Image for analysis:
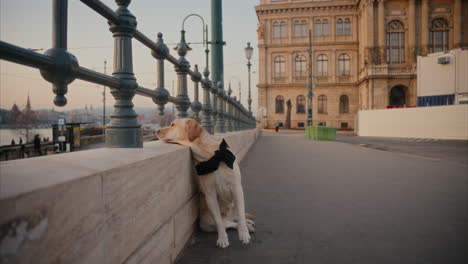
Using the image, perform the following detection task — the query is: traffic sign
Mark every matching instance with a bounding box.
[57,117,66,126]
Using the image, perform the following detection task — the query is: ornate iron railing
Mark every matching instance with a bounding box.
[0,0,256,148]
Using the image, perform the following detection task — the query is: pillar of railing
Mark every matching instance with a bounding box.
[215,81,225,133]
[233,96,238,131]
[211,82,219,131]
[106,0,142,147]
[174,30,191,118]
[236,98,241,131]
[226,84,233,132]
[201,77,213,134]
[191,65,202,122]
[151,33,170,115]
[221,88,228,132]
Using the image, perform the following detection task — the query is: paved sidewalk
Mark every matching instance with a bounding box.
[176,130,468,264]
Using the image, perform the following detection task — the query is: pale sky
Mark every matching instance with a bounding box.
[0,0,260,114]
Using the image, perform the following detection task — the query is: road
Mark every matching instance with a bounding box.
[176,130,468,264]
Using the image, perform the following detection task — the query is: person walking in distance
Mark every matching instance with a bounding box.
[33,134,42,156]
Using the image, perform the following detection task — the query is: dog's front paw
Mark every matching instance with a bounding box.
[216,233,230,248]
[238,226,251,244]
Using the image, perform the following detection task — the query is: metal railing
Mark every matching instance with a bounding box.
[0,0,256,148]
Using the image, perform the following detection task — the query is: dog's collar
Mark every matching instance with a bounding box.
[195,139,236,176]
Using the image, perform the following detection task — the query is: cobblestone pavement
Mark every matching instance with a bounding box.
[176,130,468,264]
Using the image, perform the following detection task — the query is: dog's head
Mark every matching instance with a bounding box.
[156,118,205,145]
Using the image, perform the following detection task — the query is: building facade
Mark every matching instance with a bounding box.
[256,0,467,129]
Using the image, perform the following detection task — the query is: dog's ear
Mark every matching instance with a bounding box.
[187,119,204,142]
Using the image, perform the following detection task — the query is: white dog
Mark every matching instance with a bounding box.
[156,118,255,248]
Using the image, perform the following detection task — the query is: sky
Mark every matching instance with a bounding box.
[0,0,260,115]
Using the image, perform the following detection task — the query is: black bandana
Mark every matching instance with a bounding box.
[195,139,236,175]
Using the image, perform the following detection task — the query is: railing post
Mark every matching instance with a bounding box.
[151,33,169,115]
[106,0,142,148]
[174,30,191,118]
[236,99,241,131]
[215,81,225,133]
[211,82,218,132]
[201,76,213,134]
[191,65,202,122]
[226,84,233,132]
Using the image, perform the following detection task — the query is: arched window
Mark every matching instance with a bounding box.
[275,95,285,113]
[318,95,327,114]
[301,20,308,37]
[338,53,350,76]
[280,21,287,38]
[339,95,349,113]
[315,20,321,36]
[274,56,286,77]
[316,54,328,76]
[323,19,329,36]
[386,20,405,64]
[337,18,343,35]
[273,21,280,38]
[296,95,306,114]
[294,55,307,77]
[344,18,351,35]
[430,18,449,53]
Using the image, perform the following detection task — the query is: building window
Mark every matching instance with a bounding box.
[274,56,286,77]
[315,20,321,36]
[323,19,329,36]
[386,20,405,64]
[339,95,349,113]
[337,18,343,35]
[338,53,350,76]
[294,21,301,37]
[344,18,351,35]
[275,95,285,113]
[294,20,308,38]
[316,54,328,76]
[318,122,326,126]
[294,55,307,77]
[429,18,449,53]
[273,21,280,38]
[280,21,287,38]
[301,20,308,37]
[296,95,306,114]
[297,122,305,128]
[318,95,327,114]
[341,122,348,129]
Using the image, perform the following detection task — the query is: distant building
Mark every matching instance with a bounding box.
[255,0,467,129]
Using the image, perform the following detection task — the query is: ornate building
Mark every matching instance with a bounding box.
[256,0,467,129]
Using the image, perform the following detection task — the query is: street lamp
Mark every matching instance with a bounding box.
[244,42,253,114]
[307,30,314,127]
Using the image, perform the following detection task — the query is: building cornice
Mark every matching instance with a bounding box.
[256,1,358,16]
[259,41,359,49]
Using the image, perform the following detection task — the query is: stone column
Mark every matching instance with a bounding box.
[454,0,461,48]
[378,0,386,64]
[421,0,429,55]
[408,0,416,63]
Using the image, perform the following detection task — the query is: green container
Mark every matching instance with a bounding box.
[305,126,336,141]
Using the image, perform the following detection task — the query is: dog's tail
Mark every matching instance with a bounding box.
[245,213,255,220]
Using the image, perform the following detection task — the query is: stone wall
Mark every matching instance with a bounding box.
[0,129,261,264]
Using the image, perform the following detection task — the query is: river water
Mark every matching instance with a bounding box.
[0,128,53,146]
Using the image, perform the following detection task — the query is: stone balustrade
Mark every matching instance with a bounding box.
[0,129,261,264]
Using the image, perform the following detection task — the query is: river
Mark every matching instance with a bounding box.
[0,128,53,146]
